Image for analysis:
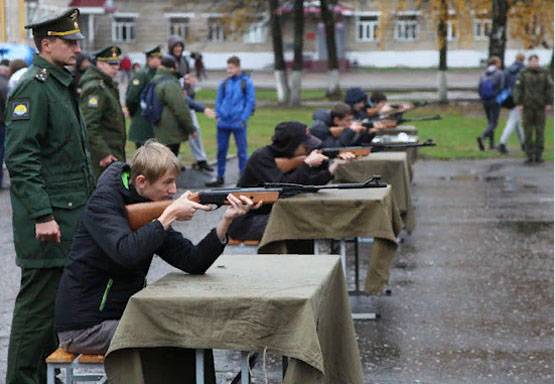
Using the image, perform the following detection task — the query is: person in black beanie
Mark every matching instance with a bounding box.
[227,121,350,242]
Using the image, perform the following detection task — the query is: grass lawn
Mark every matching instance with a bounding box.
[125,103,554,164]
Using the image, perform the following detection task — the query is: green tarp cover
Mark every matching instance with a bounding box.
[104,254,364,384]
[334,152,415,232]
[258,187,402,293]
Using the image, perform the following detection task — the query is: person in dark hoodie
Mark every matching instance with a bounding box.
[497,53,526,154]
[310,102,383,148]
[54,141,255,359]
[477,56,505,151]
[168,35,213,172]
[227,121,349,242]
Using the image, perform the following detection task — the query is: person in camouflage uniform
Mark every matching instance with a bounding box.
[80,46,126,179]
[4,9,95,384]
[126,46,162,148]
[513,54,553,163]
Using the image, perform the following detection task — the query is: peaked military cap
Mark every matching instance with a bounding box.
[25,8,84,40]
[144,45,162,58]
[94,46,122,64]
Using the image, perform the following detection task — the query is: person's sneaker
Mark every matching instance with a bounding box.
[205,177,224,187]
[476,137,485,151]
[195,161,214,172]
[498,143,508,154]
[535,157,544,164]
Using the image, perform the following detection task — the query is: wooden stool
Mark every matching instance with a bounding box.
[46,348,107,383]
[224,238,260,255]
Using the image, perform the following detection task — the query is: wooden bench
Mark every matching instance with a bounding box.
[46,348,106,384]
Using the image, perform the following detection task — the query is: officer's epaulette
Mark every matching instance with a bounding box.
[35,68,49,82]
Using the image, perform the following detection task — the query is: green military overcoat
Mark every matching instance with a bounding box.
[126,67,156,144]
[79,65,126,179]
[153,67,194,145]
[513,67,553,109]
[5,54,95,268]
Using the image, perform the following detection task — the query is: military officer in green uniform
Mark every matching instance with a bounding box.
[126,46,162,148]
[4,8,95,384]
[80,45,126,179]
[513,54,553,164]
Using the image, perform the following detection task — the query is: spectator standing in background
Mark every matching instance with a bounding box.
[497,53,526,154]
[477,56,504,151]
[168,36,213,172]
[0,64,9,188]
[513,54,553,164]
[206,56,255,187]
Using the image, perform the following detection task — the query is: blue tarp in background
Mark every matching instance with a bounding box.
[0,44,35,65]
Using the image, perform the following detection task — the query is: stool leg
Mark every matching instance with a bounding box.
[65,363,74,384]
[354,237,360,292]
[241,351,250,384]
[195,349,205,384]
[282,356,288,380]
[47,364,55,384]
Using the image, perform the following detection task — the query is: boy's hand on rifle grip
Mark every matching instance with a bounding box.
[158,191,213,229]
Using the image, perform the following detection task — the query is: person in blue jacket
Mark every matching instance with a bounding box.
[206,56,255,187]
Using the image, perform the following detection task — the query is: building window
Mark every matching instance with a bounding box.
[447,20,457,41]
[356,16,379,42]
[473,18,491,40]
[112,17,136,42]
[394,16,418,41]
[169,17,189,40]
[207,19,225,42]
[243,20,267,44]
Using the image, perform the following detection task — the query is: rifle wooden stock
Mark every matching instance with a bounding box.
[125,190,281,231]
[322,147,371,158]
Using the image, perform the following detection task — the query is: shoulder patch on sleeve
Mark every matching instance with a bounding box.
[87,95,99,108]
[10,99,31,120]
[35,68,49,82]
[132,78,140,86]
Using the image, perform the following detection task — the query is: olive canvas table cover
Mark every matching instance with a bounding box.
[104,254,363,384]
[334,152,415,232]
[258,187,402,294]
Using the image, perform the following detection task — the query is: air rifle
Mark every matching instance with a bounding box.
[364,138,437,150]
[125,176,387,230]
[275,147,372,173]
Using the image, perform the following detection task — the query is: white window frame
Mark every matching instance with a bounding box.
[473,18,491,40]
[394,16,419,41]
[207,18,225,42]
[243,19,268,44]
[168,17,189,40]
[356,15,379,42]
[112,13,138,43]
[447,20,457,41]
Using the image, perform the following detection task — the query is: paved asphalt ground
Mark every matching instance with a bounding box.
[0,157,553,383]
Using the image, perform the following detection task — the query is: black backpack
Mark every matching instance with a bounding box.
[140,76,172,124]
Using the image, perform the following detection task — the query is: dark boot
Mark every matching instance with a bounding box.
[195,160,214,172]
[476,137,485,151]
[488,136,495,150]
[498,143,508,154]
[535,152,544,163]
[205,177,224,187]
